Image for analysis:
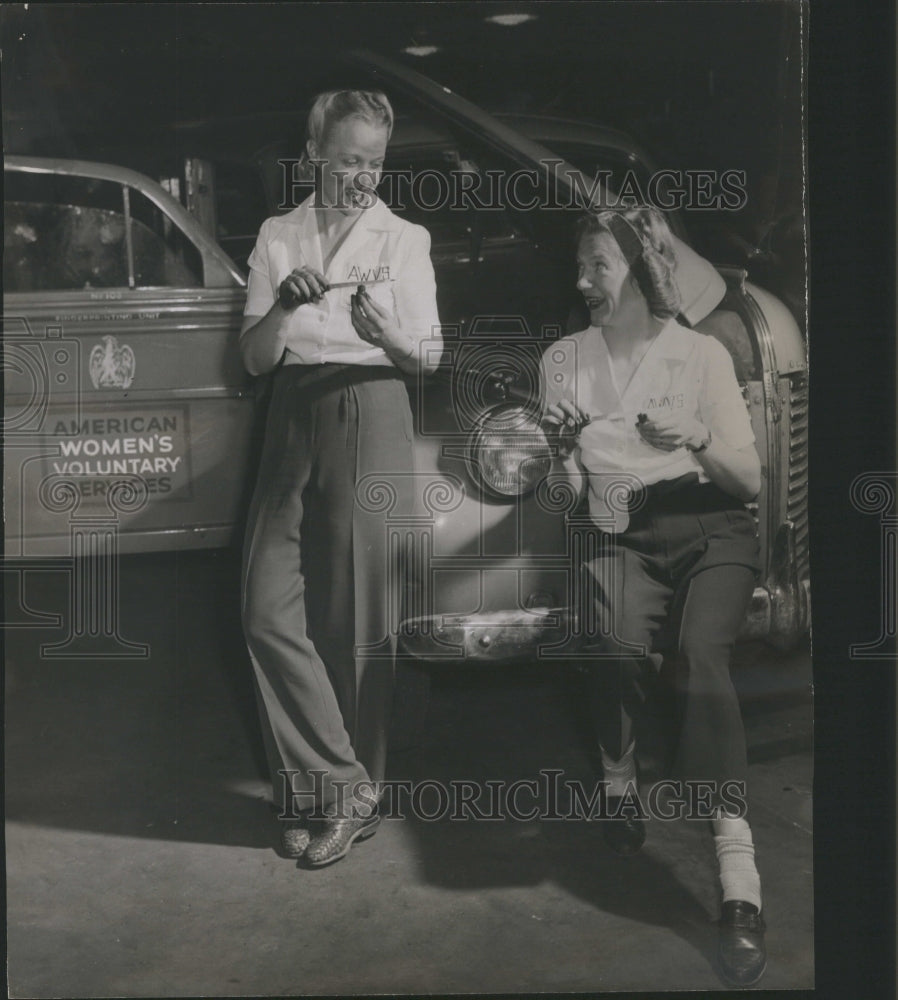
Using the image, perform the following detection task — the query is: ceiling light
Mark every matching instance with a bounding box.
[485,13,537,26]
[403,45,439,56]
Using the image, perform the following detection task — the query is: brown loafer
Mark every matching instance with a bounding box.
[304,813,381,868]
[718,900,767,986]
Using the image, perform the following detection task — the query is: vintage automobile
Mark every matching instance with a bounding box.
[3,54,809,660]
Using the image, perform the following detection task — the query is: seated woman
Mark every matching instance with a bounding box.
[542,206,766,987]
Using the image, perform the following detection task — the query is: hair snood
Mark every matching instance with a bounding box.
[577,206,682,319]
[307,90,395,148]
[604,214,644,267]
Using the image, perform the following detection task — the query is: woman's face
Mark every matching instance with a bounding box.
[307,117,389,216]
[576,230,642,327]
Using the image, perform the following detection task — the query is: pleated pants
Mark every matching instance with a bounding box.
[241,363,414,815]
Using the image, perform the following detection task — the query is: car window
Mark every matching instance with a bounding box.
[4,170,203,292]
[4,173,125,291]
[212,161,270,273]
[127,187,203,287]
[547,142,650,193]
[382,150,522,253]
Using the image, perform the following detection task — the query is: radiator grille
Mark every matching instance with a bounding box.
[786,372,810,581]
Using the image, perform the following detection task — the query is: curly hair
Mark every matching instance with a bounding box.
[306,90,394,148]
[576,206,682,319]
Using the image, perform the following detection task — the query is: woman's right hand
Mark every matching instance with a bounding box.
[543,398,591,456]
[278,267,330,309]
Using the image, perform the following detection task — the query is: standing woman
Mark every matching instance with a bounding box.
[240,90,441,867]
[542,207,766,986]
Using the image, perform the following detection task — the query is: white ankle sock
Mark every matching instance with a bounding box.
[600,741,637,797]
[713,818,762,912]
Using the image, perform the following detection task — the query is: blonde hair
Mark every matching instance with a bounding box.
[307,90,394,148]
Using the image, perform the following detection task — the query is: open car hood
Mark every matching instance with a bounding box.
[350,50,726,326]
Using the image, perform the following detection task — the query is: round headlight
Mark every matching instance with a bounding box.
[467,404,553,499]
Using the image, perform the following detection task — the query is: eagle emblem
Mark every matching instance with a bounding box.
[89,335,135,389]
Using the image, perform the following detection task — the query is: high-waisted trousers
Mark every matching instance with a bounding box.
[582,477,761,802]
[241,363,414,814]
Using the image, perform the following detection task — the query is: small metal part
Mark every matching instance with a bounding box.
[326,278,395,290]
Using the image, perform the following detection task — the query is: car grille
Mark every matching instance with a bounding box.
[787,371,810,581]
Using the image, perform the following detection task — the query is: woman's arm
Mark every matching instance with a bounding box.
[690,436,761,502]
[552,446,588,504]
[636,414,761,501]
[695,337,762,501]
[240,218,328,375]
[239,304,291,376]
[542,397,590,503]
[350,290,438,376]
[350,225,442,376]
[637,334,762,502]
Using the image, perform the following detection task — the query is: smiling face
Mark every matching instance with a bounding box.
[575,230,645,328]
[307,116,389,216]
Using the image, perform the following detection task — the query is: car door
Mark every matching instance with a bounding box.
[3,159,252,556]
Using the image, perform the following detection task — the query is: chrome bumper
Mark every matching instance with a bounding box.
[399,607,575,663]
[398,583,810,663]
[398,520,811,663]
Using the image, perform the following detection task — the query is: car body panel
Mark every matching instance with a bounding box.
[3,157,252,556]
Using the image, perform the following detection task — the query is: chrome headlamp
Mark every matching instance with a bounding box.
[466,404,553,499]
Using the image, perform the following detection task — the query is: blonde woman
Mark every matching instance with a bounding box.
[240,90,441,867]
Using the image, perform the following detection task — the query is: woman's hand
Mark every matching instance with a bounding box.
[350,286,400,346]
[241,264,329,374]
[351,286,413,354]
[543,398,591,457]
[636,413,707,452]
[638,412,761,501]
[351,286,421,372]
[278,267,329,309]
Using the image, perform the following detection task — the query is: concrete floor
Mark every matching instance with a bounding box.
[5,549,814,996]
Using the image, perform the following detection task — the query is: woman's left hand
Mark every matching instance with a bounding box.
[350,287,401,349]
[637,413,708,452]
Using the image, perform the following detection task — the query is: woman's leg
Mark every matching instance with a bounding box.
[583,534,671,853]
[241,378,370,818]
[584,538,670,760]
[304,378,414,788]
[299,378,414,867]
[673,562,757,800]
[673,558,766,985]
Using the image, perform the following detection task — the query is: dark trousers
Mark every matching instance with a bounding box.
[241,364,414,813]
[583,481,761,799]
